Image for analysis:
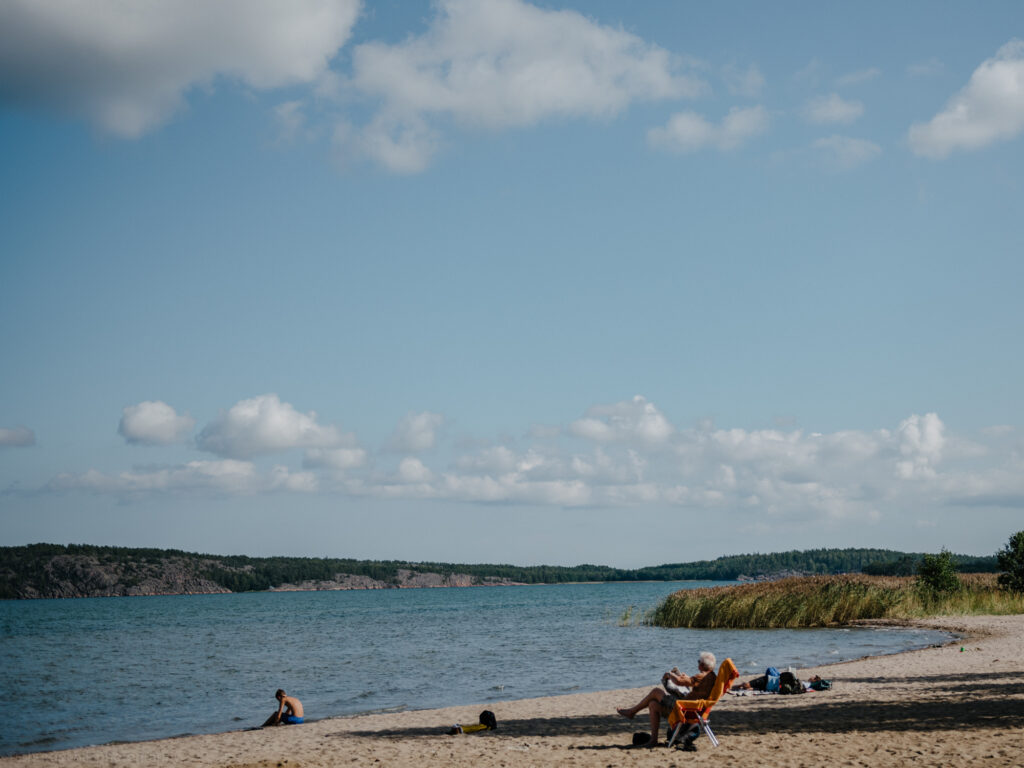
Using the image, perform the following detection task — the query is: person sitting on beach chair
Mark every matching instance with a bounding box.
[263,689,304,726]
[616,651,717,744]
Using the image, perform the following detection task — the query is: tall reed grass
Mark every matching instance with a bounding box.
[648,573,1024,628]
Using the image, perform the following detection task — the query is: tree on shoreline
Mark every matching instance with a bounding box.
[916,548,961,597]
[997,531,1024,593]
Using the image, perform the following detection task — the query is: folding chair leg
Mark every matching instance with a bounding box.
[666,723,683,748]
[699,718,720,747]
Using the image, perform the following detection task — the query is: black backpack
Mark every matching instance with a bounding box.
[778,671,804,695]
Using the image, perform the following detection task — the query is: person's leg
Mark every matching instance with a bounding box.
[617,688,665,719]
[647,706,662,743]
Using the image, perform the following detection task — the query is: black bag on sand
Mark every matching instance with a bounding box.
[778,671,804,695]
[479,710,497,730]
[674,723,700,751]
[632,732,652,746]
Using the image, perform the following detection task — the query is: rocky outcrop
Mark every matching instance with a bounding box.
[270,570,523,591]
[269,573,394,591]
[5,553,524,598]
[1,540,557,599]
[12,555,230,599]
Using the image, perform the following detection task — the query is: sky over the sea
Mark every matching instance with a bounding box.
[2,0,1023,568]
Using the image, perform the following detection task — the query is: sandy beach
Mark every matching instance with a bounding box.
[5,614,1023,768]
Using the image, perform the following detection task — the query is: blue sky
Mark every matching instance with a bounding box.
[2,0,1023,568]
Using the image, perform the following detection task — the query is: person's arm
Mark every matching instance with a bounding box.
[663,670,695,687]
[273,699,285,723]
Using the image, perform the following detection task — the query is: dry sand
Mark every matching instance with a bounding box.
[5,614,1023,767]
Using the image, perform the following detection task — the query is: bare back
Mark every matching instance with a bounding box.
[281,695,303,718]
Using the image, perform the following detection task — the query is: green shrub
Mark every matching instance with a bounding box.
[997,531,1024,594]
[916,549,961,596]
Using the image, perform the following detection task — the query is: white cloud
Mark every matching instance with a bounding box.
[0,0,361,137]
[269,465,319,493]
[836,67,881,86]
[569,395,673,445]
[118,401,195,445]
[454,445,520,475]
[909,40,1024,158]
[338,0,703,171]
[647,105,769,153]
[803,93,864,124]
[52,459,316,495]
[0,426,35,447]
[723,63,765,97]
[197,394,347,459]
[396,457,434,484]
[336,115,440,175]
[40,393,1024,528]
[390,411,444,453]
[812,135,882,169]
[304,447,368,471]
[896,412,945,479]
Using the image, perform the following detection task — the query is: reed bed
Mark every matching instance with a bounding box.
[648,573,1024,628]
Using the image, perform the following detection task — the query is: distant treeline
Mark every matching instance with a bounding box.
[643,548,999,581]
[0,542,1000,599]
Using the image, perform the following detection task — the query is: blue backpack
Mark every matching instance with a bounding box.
[765,666,780,693]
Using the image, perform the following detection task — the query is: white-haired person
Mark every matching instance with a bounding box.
[616,651,717,744]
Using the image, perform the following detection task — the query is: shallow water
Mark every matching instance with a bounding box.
[0,582,950,755]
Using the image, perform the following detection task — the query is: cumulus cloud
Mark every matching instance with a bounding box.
[812,135,881,169]
[0,426,35,447]
[0,0,361,137]
[803,93,864,124]
[39,391,1024,525]
[647,105,769,153]
[896,412,945,479]
[118,401,195,445]
[304,446,368,471]
[396,457,434,484]
[389,411,444,453]
[52,460,316,495]
[569,395,674,445]
[197,394,347,459]
[909,40,1024,158]
[337,0,703,171]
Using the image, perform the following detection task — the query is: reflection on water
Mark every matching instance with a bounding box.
[0,582,951,755]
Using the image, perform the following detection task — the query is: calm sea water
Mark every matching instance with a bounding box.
[0,581,951,755]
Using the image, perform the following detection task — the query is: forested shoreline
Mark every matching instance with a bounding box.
[0,543,998,599]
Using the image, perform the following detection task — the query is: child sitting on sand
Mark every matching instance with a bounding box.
[263,689,304,726]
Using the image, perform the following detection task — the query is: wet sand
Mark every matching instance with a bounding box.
[5,614,1023,767]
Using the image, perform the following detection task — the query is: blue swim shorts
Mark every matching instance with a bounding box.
[282,715,304,725]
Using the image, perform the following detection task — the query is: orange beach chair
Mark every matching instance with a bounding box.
[666,657,739,748]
